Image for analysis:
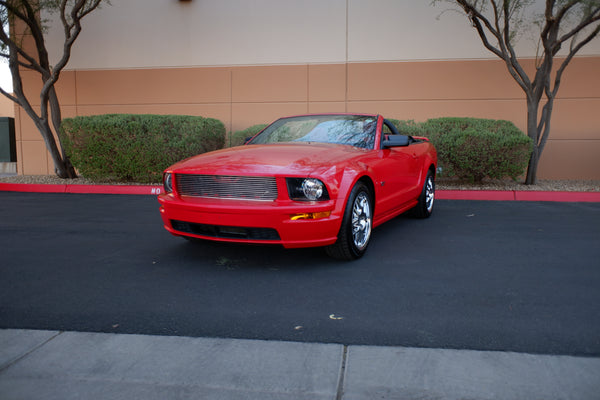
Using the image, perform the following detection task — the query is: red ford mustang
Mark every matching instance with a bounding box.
[158,114,437,260]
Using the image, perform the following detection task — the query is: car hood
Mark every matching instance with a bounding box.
[169,143,369,176]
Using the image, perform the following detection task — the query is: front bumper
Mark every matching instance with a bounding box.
[158,194,342,248]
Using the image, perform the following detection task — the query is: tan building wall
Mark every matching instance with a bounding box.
[0,95,14,118]
[15,57,600,179]
[13,0,600,179]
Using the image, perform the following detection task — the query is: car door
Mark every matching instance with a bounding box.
[371,120,422,219]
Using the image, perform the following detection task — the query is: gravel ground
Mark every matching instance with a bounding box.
[0,175,155,186]
[1,174,599,192]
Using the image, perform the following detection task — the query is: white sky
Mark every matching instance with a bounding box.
[1,16,10,93]
[0,62,12,93]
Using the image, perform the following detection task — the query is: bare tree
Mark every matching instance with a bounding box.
[434,0,600,184]
[0,0,105,178]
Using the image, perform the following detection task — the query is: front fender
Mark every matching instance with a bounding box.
[310,163,371,218]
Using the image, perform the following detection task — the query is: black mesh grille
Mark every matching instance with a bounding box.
[171,220,280,241]
[175,174,277,201]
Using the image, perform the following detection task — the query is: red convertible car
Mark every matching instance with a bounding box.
[158,114,437,260]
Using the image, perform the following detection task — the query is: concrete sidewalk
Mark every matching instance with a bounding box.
[1,330,599,400]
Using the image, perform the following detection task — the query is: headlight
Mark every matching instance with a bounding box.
[163,172,173,194]
[302,179,323,200]
[286,178,330,201]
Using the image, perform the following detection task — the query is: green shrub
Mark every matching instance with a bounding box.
[386,119,426,136]
[437,129,534,181]
[228,124,268,147]
[60,114,226,183]
[420,117,524,143]
[393,117,533,182]
[427,119,532,181]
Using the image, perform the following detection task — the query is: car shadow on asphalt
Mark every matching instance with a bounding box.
[167,237,344,271]
[159,213,423,272]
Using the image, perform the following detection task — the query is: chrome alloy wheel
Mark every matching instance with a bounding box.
[351,191,372,250]
[425,175,435,214]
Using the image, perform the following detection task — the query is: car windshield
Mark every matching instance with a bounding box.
[249,115,377,149]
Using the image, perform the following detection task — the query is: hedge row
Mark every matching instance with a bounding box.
[60,114,225,183]
[389,117,533,182]
[60,114,532,183]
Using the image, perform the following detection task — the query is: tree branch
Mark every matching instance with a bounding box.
[456,0,532,91]
[552,22,600,97]
[557,7,600,47]
[0,86,20,103]
[0,4,45,73]
[500,0,529,89]
[41,0,103,97]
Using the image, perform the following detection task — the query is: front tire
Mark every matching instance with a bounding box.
[326,182,373,260]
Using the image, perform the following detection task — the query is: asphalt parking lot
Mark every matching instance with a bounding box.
[1,192,599,356]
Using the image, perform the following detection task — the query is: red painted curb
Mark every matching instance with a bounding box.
[436,190,515,201]
[514,190,600,203]
[435,190,600,202]
[0,183,68,193]
[1,183,599,202]
[65,185,163,195]
[0,183,163,196]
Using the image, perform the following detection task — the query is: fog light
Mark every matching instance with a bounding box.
[290,211,331,220]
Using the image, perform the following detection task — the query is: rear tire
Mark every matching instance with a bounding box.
[326,182,373,260]
[410,170,435,219]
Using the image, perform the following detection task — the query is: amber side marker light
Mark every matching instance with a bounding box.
[290,211,331,221]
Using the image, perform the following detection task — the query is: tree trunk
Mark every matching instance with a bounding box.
[524,96,541,185]
[36,118,76,179]
[48,87,77,179]
[52,151,77,179]
[525,147,539,185]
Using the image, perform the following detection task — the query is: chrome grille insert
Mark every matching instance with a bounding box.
[175,174,278,201]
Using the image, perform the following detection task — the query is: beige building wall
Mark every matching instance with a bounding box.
[14,0,600,179]
[45,0,600,68]
[0,95,14,118]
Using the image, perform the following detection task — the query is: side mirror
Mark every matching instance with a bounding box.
[382,135,410,148]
